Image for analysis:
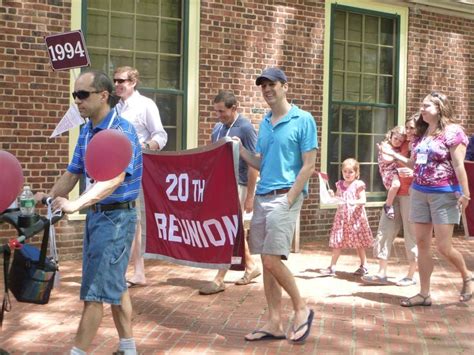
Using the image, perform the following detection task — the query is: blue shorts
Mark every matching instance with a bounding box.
[80,208,137,305]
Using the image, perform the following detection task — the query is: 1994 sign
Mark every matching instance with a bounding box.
[44,30,90,71]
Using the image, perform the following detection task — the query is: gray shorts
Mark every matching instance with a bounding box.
[409,188,460,224]
[249,193,303,260]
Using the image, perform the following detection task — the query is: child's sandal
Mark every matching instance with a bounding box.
[460,276,473,302]
[400,293,431,307]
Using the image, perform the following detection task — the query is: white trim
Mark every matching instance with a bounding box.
[186,0,201,149]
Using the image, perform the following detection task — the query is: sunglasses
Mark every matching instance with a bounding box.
[72,90,101,100]
[113,78,130,84]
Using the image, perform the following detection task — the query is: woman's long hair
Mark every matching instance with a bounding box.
[416,91,457,136]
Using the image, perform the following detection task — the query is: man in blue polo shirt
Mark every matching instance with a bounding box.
[237,68,318,343]
[38,70,142,355]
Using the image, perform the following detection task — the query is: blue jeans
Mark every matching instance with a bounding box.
[80,208,137,304]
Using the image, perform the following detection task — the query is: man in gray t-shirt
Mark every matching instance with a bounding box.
[199,90,261,295]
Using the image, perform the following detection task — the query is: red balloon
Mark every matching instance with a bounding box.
[85,129,133,182]
[0,150,24,213]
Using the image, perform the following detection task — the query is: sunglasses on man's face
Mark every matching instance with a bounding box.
[72,90,101,100]
[113,78,130,84]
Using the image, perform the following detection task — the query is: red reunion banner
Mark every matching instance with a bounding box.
[140,138,245,270]
[464,161,474,238]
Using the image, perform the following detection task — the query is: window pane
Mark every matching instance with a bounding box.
[136,53,158,88]
[160,20,181,54]
[110,50,133,71]
[341,107,356,132]
[164,128,177,151]
[379,76,393,104]
[359,107,372,133]
[332,72,344,101]
[114,0,133,12]
[381,18,394,46]
[329,163,339,187]
[333,41,345,71]
[334,11,345,40]
[363,45,378,73]
[330,104,340,132]
[347,44,361,72]
[341,134,356,161]
[380,47,393,75]
[346,74,360,102]
[160,56,181,89]
[136,16,159,52]
[162,0,182,18]
[88,0,108,10]
[348,13,362,42]
[365,16,378,44]
[88,10,108,47]
[373,108,393,134]
[89,48,108,73]
[357,135,372,162]
[362,75,376,103]
[137,0,159,16]
[328,133,341,165]
[111,13,133,49]
[156,93,179,127]
[373,166,384,191]
[360,165,371,188]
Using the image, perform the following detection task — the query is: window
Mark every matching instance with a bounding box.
[327,5,400,201]
[84,0,185,150]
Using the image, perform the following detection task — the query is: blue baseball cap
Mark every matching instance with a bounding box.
[255,67,288,86]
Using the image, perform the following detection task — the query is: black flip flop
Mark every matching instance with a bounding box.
[244,330,286,341]
[291,309,315,343]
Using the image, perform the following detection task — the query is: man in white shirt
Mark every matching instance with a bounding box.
[114,66,168,287]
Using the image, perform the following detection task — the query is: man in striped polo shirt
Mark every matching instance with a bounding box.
[38,70,142,355]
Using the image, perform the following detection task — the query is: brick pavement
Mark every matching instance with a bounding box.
[0,237,473,354]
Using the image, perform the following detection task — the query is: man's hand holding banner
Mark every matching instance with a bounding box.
[141,138,245,269]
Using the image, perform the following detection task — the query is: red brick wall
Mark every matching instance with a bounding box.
[0,0,84,260]
[406,8,474,135]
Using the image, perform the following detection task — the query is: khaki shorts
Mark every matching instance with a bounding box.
[249,193,303,260]
[409,188,460,224]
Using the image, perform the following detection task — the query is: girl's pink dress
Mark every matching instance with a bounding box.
[329,179,373,249]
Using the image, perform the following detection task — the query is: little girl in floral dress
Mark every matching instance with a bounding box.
[319,158,374,276]
[378,126,406,219]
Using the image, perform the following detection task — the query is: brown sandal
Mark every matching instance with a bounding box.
[460,276,473,302]
[400,293,431,307]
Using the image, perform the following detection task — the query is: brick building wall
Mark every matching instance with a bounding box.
[406,8,474,135]
[0,0,84,260]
